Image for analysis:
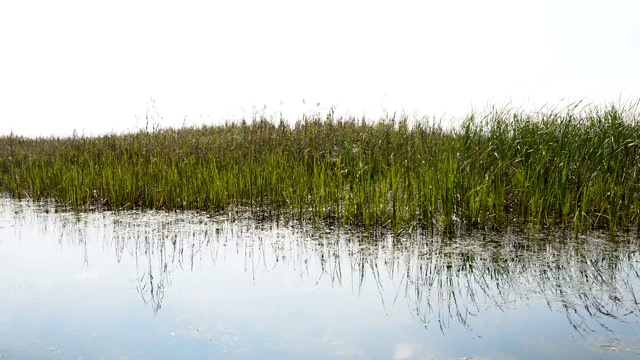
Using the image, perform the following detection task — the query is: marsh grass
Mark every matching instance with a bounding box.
[1,103,639,234]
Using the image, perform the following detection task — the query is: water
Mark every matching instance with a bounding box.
[1,199,639,359]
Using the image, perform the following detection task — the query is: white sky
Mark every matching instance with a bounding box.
[1,0,639,136]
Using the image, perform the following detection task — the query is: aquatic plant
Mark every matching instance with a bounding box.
[1,102,639,234]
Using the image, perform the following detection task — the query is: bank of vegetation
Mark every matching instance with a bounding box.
[1,104,639,234]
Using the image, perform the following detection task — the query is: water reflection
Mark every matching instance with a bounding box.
[2,199,640,359]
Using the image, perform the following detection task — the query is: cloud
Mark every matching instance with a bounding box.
[394,342,414,360]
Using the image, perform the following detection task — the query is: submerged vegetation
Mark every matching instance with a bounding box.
[1,103,639,234]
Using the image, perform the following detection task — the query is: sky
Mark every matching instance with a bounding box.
[1,0,639,136]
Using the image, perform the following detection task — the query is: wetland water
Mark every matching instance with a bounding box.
[0,199,639,359]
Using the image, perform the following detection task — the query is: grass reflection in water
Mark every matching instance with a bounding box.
[9,199,639,340]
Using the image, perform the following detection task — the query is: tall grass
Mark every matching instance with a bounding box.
[1,103,639,234]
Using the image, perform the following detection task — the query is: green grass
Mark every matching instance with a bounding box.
[1,103,639,235]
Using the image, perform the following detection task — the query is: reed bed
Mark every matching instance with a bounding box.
[1,103,639,234]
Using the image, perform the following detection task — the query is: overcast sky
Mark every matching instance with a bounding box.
[1,0,639,136]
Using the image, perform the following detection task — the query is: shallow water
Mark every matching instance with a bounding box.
[0,199,639,359]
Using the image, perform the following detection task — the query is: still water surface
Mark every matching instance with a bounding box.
[0,199,639,359]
